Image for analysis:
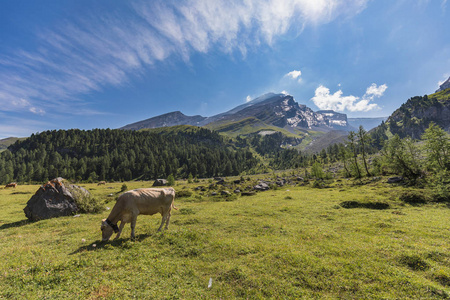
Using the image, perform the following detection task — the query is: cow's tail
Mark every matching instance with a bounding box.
[169,187,178,210]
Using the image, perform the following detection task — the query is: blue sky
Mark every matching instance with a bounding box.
[1,0,449,139]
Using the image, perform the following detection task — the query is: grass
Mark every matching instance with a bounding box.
[0,178,449,299]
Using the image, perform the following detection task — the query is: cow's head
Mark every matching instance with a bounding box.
[101,219,114,241]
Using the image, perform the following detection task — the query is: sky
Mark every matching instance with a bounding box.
[0,0,449,139]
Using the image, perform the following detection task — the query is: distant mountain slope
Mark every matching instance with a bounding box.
[204,117,306,138]
[121,111,206,130]
[302,130,348,153]
[348,117,387,131]
[0,137,24,151]
[371,87,450,140]
[119,92,356,152]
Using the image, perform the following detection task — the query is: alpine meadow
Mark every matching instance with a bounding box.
[1,1,450,299]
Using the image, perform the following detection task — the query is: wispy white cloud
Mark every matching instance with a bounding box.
[0,114,52,139]
[245,95,252,102]
[441,0,448,12]
[0,0,368,115]
[285,70,302,82]
[311,83,387,112]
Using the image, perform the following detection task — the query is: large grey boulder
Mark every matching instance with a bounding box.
[24,177,91,221]
[254,181,270,191]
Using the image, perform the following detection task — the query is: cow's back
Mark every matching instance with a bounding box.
[119,188,175,215]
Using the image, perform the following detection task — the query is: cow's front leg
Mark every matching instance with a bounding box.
[114,221,125,240]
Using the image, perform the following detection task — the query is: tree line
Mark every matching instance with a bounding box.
[0,128,258,184]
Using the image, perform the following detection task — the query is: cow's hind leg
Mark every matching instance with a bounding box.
[130,215,138,240]
[164,209,172,230]
[157,210,170,232]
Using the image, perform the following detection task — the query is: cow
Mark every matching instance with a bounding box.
[100,187,177,241]
[5,182,17,188]
[97,181,106,186]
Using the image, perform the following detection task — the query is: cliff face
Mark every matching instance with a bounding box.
[204,94,349,130]
[380,88,450,139]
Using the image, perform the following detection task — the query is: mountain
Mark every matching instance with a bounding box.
[121,93,350,133]
[121,111,206,130]
[348,117,388,131]
[436,76,450,93]
[371,87,450,140]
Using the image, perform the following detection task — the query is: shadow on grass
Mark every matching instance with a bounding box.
[340,201,390,210]
[69,232,155,255]
[0,219,30,230]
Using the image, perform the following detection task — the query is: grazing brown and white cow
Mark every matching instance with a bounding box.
[100,188,177,241]
[97,181,106,186]
[5,182,17,188]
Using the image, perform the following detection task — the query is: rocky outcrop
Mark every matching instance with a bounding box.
[153,179,168,186]
[24,178,91,221]
[436,76,450,93]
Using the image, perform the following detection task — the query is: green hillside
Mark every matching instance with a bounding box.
[371,88,450,141]
[0,137,24,151]
[204,117,306,139]
[430,87,450,101]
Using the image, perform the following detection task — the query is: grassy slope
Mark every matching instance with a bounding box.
[0,179,449,299]
[429,87,450,101]
[0,137,24,150]
[205,117,302,138]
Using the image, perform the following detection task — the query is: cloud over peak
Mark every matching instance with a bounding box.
[311,83,387,112]
[285,70,302,82]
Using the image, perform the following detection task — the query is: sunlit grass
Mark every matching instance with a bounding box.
[0,178,449,299]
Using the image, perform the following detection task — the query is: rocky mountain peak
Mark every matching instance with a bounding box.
[436,76,450,93]
[121,92,350,132]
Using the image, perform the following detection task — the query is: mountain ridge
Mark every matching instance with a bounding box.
[121,93,352,133]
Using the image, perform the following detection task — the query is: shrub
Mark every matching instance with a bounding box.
[177,190,193,198]
[311,162,325,179]
[399,191,428,205]
[167,174,175,186]
[69,185,104,213]
[120,183,128,192]
[428,170,450,202]
[312,180,324,189]
[179,208,196,215]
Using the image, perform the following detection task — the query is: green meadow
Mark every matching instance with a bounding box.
[0,178,449,299]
